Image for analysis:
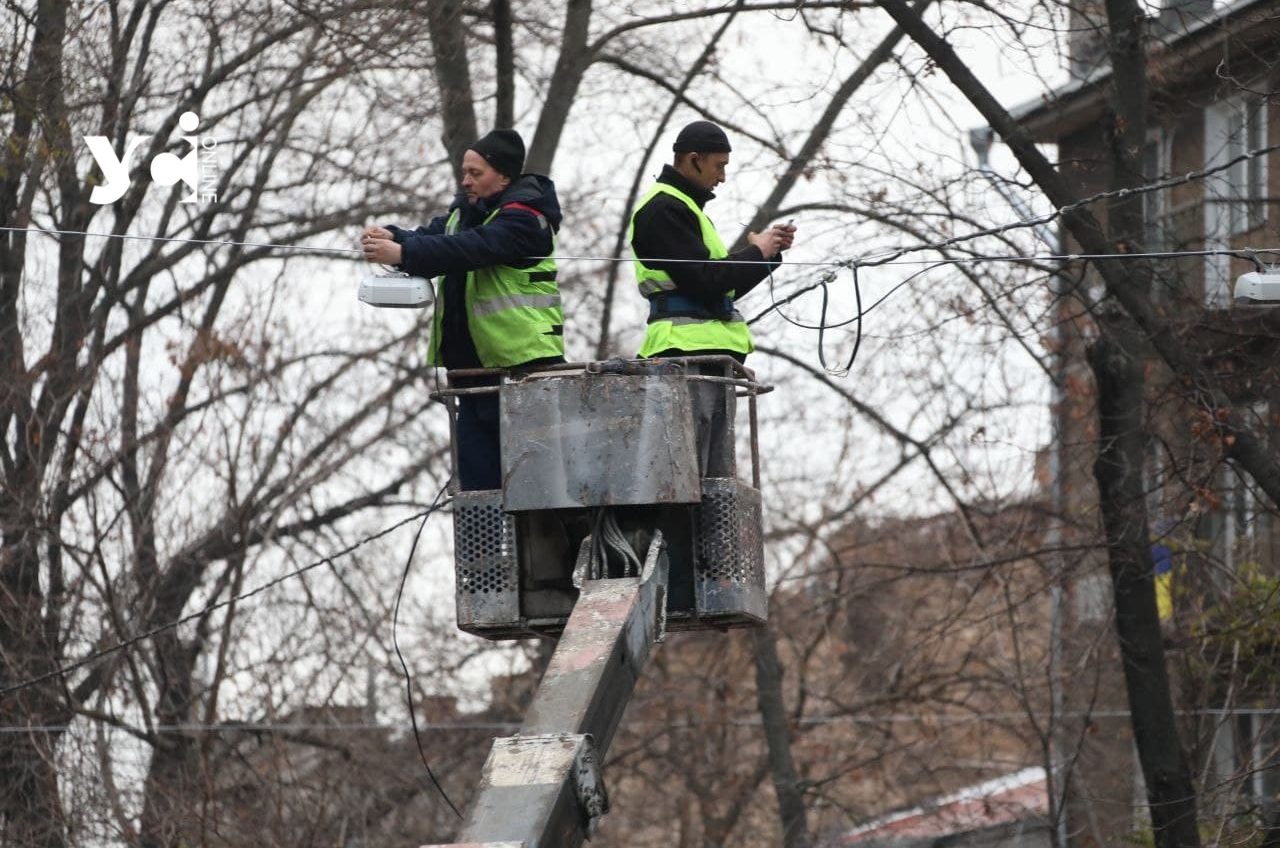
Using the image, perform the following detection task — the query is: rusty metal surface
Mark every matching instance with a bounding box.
[430,536,668,848]
[449,734,600,847]
[748,393,761,489]
[452,491,521,633]
[444,353,759,382]
[689,478,767,627]
[499,374,701,511]
[520,536,668,754]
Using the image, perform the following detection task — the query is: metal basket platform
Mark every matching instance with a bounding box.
[436,357,771,640]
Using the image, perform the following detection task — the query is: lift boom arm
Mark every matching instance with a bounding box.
[424,534,668,848]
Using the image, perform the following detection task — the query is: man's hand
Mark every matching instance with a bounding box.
[361,226,402,265]
[747,221,796,260]
[774,221,796,252]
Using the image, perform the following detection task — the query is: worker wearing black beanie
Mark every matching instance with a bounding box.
[671,120,732,154]
[470,128,526,180]
[627,119,796,477]
[360,127,564,490]
[629,118,794,362]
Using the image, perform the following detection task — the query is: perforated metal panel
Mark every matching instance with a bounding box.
[453,490,521,631]
[694,478,767,626]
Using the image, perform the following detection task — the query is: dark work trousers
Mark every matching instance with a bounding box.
[687,362,737,479]
[456,392,502,491]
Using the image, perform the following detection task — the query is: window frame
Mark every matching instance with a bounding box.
[1224,96,1269,236]
[1142,127,1173,252]
[1204,95,1271,306]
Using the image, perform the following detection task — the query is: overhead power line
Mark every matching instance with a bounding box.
[3,706,1277,734]
[0,493,452,699]
[0,483,464,817]
[2,135,1278,271]
[849,137,1280,269]
[3,232,1277,270]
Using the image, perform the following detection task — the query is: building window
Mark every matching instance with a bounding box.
[1143,129,1173,251]
[1225,463,1263,569]
[1225,96,1269,236]
[1204,96,1271,306]
[1210,708,1280,824]
[1072,572,1111,624]
[1235,711,1280,820]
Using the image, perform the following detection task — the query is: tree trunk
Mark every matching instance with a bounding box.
[0,1,72,844]
[425,0,478,181]
[752,624,810,848]
[1261,807,1280,848]
[525,0,592,175]
[1089,331,1201,848]
[138,633,201,848]
[1093,4,1200,844]
[0,542,68,848]
[492,0,514,128]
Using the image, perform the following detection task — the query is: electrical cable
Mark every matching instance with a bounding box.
[753,240,1279,376]
[847,264,864,373]
[764,264,857,375]
[806,264,865,376]
[754,247,1276,324]
[600,510,642,577]
[767,260,945,375]
[5,705,1278,734]
[1,134,1275,689]
[853,261,951,318]
[0,225,362,255]
[4,135,1276,266]
[6,215,1280,389]
[589,508,606,580]
[5,221,1279,269]
[584,508,641,578]
[815,271,836,373]
[0,498,453,698]
[391,481,462,818]
[847,137,1280,268]
[1,482,464,819]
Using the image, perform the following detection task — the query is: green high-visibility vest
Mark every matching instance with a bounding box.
[628,182,753,358]
[426,206,564,368]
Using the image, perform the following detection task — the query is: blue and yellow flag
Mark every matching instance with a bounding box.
[1152,541,1174,621]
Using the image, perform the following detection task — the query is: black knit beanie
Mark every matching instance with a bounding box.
[672,120,732,154]
[470,129,526,179]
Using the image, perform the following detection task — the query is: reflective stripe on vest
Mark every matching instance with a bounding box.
[663,312,746,326]
[427,206,564,368]
[627,182,753,357]
[471,292,562,318]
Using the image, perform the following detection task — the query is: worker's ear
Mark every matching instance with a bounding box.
[690,154,702,174]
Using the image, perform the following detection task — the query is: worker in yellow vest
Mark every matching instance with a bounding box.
[362,129,563,490]
[629,120,795,476]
